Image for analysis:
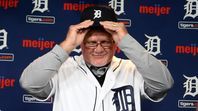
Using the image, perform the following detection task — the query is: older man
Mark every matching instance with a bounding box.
[20,5,174,111]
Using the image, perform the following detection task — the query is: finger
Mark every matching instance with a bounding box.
[69,20,93,32]
[100,21,117,25]
[100,21,125,29]
[100,21,127,36]
[76,28,90,45]
[104,29,115,35]
[100,21,119,31]
[76,20,94,30]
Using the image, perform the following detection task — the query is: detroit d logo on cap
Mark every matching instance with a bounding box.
[94,10,102,19]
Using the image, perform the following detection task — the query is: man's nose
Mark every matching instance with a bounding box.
[94,44,105,53]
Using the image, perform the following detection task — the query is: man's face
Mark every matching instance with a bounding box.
[81,30,116,67]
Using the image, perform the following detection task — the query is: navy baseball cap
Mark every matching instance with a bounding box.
[80,5,117,26]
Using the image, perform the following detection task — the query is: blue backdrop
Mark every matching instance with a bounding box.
[0,0,197,111]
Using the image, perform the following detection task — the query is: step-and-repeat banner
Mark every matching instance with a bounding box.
[0,0,197,111]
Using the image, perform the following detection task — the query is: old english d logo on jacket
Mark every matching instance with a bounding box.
[112,85,136,111]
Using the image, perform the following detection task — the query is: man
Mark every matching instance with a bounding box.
[20,5,174,111]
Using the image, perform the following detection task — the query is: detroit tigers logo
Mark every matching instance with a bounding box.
[32,0,49,13]
[0,29,8,50]
[94,10,102,19]
[112,85,136,111]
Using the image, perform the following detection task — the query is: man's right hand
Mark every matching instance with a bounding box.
[60,20,94,53]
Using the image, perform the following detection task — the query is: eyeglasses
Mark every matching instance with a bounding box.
[84,40,114,48]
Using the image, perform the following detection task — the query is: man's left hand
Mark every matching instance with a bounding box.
[100,21,128,44]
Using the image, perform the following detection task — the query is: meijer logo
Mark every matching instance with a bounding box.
[0,0,19,10]
[22,38,55,51]
[64,2,95,12]
[176,44,198,56]
[0,76,15,89]
[139,4,171,16]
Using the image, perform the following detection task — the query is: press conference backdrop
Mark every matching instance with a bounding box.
[0,0,197,111]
